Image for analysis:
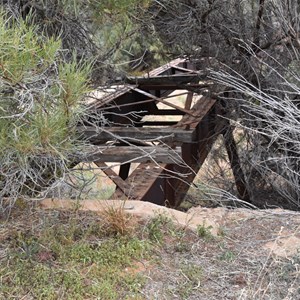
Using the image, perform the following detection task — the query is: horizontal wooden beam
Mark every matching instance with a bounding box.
[140,121,178,126]
[82,146,183,164]
[137,83,213,91]
[148,109,185,116]
[78,126,195,143]
[171,65,198,73]
[123,74,202,85]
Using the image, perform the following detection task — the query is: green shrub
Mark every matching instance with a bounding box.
[0,11,91,212]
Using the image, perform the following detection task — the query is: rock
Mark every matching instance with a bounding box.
[39,199,220,235]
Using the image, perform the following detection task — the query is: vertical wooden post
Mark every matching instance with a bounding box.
[185,92,193,110]
[115,163,131,195]
[222,123,251,202]
[119,163,130,180]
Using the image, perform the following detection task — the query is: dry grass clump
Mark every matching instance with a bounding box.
[98,201,137,236]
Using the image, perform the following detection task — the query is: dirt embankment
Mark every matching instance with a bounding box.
[41,199,300,259]
[1,198,300,299]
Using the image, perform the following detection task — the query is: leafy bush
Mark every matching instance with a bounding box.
[0,11,91,213]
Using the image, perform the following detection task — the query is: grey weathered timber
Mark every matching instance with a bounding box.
[171,65,199,73]
[83,146,183,164]
[78,126,195,143]
[122,74,203,85]
[174,97,216,129]
[134,83,213,92]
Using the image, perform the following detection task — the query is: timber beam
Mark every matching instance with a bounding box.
[121,74,205,85]
[78,126,195,144]
[83,146,183,164]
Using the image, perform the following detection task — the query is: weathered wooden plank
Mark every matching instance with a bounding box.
[148,58,186,77]
[171,65,199,74]
[185,92,194,110]
[147,109,185,116]
[78,126,195,143]
[83,146,183,163]
[110,163,168,201]
[139,121,179,126]
[174,97,216,129]
[123,74,202,85]
[136,83,212,91]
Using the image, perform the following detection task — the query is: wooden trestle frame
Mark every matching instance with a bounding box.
[80,58,250,207]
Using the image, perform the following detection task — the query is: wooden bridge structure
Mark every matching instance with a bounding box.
[79,58,250,207]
